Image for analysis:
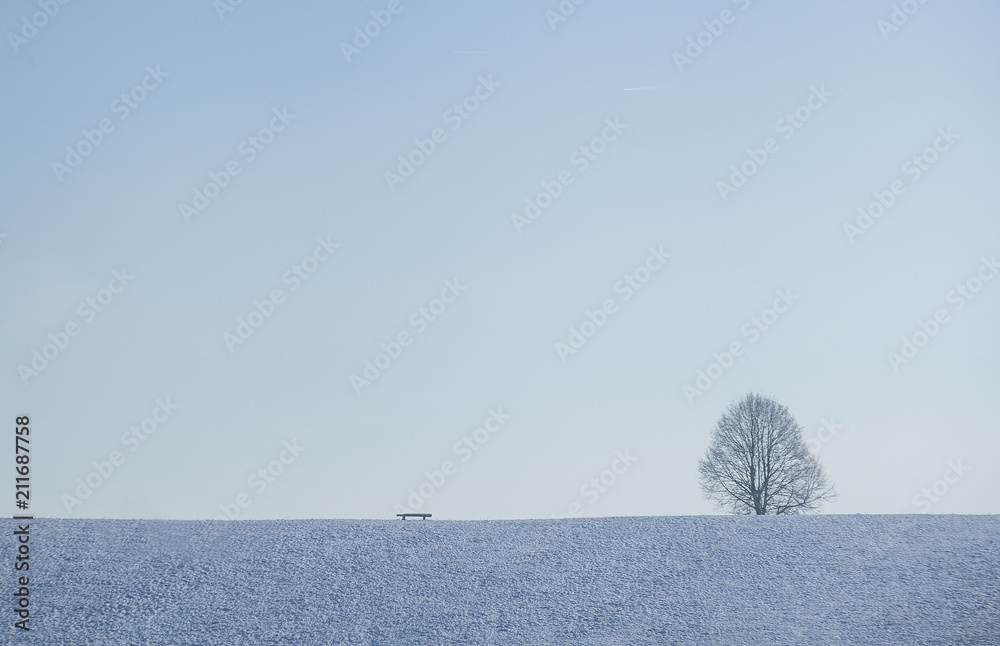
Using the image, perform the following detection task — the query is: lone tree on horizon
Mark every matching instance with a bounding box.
[698,393,836,515]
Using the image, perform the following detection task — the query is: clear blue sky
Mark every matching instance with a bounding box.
[1,0,998,520]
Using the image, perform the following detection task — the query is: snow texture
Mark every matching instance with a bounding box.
[3,515,998,645]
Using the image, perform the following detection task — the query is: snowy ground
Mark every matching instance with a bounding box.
[3,515,997,645]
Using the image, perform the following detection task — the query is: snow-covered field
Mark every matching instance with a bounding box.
[3,515,998,645]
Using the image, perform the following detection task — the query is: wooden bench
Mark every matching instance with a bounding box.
[396,513,431,520]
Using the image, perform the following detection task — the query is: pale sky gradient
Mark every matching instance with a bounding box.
[1,0,998,520]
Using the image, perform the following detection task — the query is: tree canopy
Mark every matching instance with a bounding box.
[698,393,836,515]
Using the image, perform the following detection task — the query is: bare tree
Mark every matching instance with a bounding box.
[698,393,836,515]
